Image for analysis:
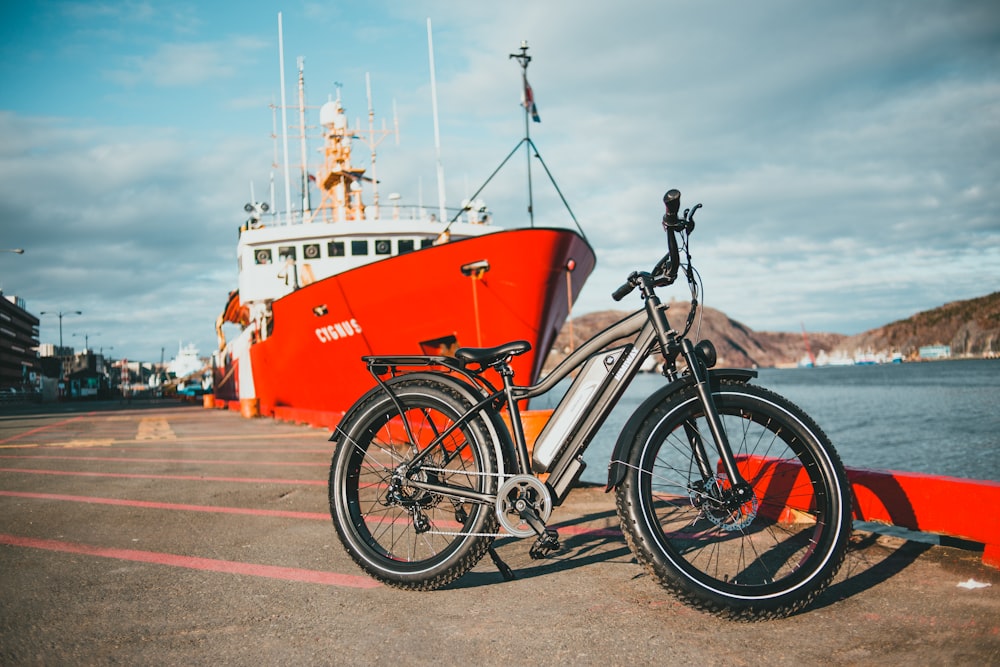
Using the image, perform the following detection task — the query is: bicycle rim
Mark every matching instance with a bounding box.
[631,385,849,608]
[331,384,497,583]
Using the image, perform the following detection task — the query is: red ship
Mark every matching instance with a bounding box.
[212,43,594,419]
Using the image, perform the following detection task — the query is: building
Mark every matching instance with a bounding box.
[918,344,952,360]
[0,292,40,391]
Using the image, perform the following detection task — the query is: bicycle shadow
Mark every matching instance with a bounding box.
[811,471,937,611]
[448,506,637,589]
[449,475,958,613]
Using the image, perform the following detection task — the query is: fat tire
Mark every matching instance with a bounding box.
[615,380,851,619]
[329,377,498,590]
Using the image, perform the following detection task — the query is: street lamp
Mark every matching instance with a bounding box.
[40,310,82,351]
[73,332,99,351]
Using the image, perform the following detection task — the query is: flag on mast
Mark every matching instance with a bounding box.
[523,77,541,123]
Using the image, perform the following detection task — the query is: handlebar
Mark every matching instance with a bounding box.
[661,189,683,286]
[612,189,698,302]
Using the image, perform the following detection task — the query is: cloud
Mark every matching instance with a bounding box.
[0,111,262,360]
[103,37,268,88]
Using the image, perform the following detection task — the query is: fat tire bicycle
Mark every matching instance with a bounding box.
[328,190,852,619]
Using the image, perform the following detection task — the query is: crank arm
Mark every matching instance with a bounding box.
[517,505,550,537]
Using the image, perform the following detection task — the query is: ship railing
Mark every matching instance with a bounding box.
[258,204,492,227]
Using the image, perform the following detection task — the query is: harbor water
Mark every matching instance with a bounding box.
[534,358,1000,486]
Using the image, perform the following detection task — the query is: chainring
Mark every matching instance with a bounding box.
[495,474,553,538]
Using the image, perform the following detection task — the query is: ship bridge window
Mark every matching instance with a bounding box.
[278,246,296,261]
[420,238,435,249]
[398,239,415,254]
[255,249,272,265]
[375,239,392,255]
[328,241,345,257]
[351,240,369,256]
[303,243,321,260]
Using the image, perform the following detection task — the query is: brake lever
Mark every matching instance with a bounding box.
[685,203,702,233]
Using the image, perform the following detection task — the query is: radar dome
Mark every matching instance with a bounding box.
[320,100,347,129]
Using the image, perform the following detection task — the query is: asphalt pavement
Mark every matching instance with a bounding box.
[1,399,998,665]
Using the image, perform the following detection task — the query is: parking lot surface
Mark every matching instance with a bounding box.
[1,400,998,665]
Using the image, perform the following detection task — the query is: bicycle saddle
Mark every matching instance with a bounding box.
[454,340,531,366]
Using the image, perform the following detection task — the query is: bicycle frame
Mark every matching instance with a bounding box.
[361,267,751,510]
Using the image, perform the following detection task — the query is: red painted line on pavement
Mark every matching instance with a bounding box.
[0,488,621,538]
[0,533,379,588]
[550,522,622,537]
[0,467,325,486]
[0,415,89,444]
[0,454,325,466]
[0,490,330,520]
[50,446,333,455]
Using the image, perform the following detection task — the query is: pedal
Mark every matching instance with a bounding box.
[529,528,560,560]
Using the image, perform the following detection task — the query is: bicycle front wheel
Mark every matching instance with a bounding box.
[616,380,852,619]
[329,377,499,590]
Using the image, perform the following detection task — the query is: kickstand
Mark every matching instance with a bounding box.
[487,546,516,581]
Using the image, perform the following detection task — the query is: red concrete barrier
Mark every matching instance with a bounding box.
[738,455,1000,568]
[848,466,1000,568]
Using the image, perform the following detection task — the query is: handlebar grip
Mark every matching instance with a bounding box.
[662,189,681,230]
[612,282,633,302]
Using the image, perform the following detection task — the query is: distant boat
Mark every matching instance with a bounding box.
[854,351,878,366]
[166,343,204,379]
[818,351,856,367]
[211,33,594,416]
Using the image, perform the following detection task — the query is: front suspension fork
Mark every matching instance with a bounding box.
[680,339,752,496]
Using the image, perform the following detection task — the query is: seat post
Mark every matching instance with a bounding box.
[498,359,532,474]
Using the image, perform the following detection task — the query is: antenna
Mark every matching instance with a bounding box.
[426,18,447,225]
[277,13,293,224]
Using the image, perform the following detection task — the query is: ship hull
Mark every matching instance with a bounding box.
[214,227,594,416]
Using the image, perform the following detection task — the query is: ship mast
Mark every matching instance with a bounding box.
[353,72,398,220]
[509,41,535,227]
[435,42,586,240]
[297,57,311,215]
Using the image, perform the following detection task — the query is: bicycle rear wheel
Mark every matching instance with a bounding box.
[616,380,851,619]
[329,377,499,590]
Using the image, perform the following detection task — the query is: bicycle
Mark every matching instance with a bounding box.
[328,189,852,619]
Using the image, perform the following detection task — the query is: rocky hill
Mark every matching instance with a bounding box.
[543,291,999,370]
[543,300,844,371]
[832,291,1000,361]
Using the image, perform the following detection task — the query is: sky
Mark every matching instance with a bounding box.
[1,1,998,365]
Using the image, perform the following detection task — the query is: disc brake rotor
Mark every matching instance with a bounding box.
[690,475,759,532]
